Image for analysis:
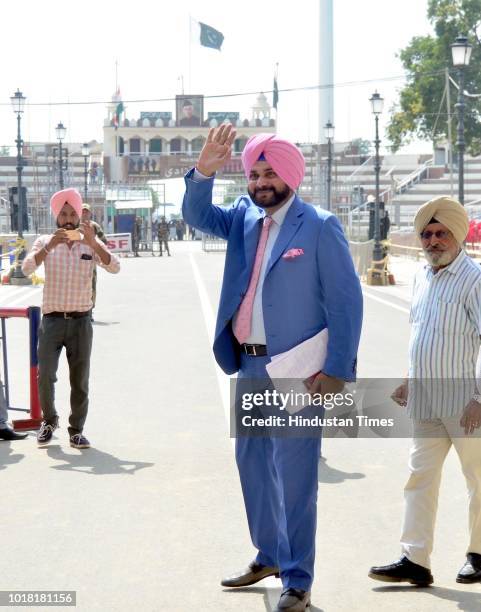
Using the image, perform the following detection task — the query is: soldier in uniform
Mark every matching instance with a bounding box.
[81,204,108,313]
[133,217,142,257]
[157,216,171,257]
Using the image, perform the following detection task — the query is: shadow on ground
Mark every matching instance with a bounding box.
[223,586,324,612]
[0,441,26,470]
[92,320,120,326]
[44,445,154,475]
[373,585,481,611]
[318,456,365,484]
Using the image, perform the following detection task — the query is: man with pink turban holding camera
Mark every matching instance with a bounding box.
[182,126,362,611]
[22,188,120,449]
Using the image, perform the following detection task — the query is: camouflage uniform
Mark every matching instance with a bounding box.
[91,221,107,307]
[157,220,170,256]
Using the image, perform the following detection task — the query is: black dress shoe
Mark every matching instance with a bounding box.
[456,553,481,583]
[0,427,28,441]
[275,588,311,612]
[221,561,280,587]
[368,556,433,586]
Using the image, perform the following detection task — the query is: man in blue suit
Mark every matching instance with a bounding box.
[182,125,362,612]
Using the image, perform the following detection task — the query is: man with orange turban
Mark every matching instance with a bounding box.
[182,126,363,611]
[22,188,120,449]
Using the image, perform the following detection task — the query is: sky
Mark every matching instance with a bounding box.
[0,0,435,153]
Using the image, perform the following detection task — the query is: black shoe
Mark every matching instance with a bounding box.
[0,427,28,440]
[369,556,433,586]
[70,434,90,449]
[221,561,280,587]
[456,553,481,583]
[275,588,311,612]
[37,420,58,447]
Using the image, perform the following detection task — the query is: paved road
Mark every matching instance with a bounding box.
[0,243,479,611]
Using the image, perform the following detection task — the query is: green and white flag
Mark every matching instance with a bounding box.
[199,22,224,50]
[273,77,279,110]
[113,101,124,129]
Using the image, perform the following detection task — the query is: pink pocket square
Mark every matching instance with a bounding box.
[282,248,304,260]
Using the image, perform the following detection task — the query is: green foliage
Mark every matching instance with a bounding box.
[388,0,481,153]
[150,188,160,208]
[348,138,372,156]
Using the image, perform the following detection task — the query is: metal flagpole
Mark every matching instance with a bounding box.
[445,68,454,197]
[188,16,192,92]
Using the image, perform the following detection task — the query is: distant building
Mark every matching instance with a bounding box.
[0,141,104,233]
[103,92,276,183]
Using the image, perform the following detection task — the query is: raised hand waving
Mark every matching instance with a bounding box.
[196,124,237,177]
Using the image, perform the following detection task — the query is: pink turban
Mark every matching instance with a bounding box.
[241,134,305,190]
[50,188,82,219]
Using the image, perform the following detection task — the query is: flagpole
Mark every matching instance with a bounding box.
[115,59,119,167]
[275,62,279,132]
[188,16,192,92]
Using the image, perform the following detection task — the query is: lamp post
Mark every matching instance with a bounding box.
[451,35,472,206]
[10,89,28,281]
[324,121,334,211]
[55,122,67,189]
[81,143,89,201]
[370,91,384,262]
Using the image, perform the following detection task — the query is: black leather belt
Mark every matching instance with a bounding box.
[241,344,267,357]
[45,311,91,319]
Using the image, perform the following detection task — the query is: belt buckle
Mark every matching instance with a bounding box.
[63,312,72,319]
[245,344,256,356]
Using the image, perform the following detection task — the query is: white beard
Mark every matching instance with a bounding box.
[423,249,458,267]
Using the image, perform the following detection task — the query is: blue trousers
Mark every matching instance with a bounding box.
[235,353,321,592]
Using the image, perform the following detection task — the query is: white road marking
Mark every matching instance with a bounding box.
[362,289,410,314]
[0,287,41,308]
[189,252,234,443]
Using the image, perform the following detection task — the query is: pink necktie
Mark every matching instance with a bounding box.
[233,216,273,344]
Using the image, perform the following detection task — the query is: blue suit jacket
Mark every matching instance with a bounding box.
[182,169,363,380]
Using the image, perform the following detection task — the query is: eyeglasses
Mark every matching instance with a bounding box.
[420,230,451,240]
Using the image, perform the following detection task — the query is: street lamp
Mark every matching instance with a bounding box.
[81,143,89,201]
[10,89,28,281]
[324,121,334,211]
[370,91,384,262]
[55,122,67,189]
[451,35,473,205]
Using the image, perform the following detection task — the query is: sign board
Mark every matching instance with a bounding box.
[207,112,239,125]
[106,233,132,253]
[140,111,172,122]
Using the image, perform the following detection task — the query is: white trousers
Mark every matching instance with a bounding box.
[400,418,481,569]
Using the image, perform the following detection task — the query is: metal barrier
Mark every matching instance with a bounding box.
[348,240,374,278]
[0,306,42,430]
[202,233,227,252]
[389,244,423,260]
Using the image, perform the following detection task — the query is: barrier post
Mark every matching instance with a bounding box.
[0,306,43,430]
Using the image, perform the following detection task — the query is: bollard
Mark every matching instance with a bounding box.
[0,306,43,431]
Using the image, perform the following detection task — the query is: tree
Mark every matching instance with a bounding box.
[346,138,372,156]
[388,0,481,154]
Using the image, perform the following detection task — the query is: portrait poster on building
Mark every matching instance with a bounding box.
[176,95,203,127]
